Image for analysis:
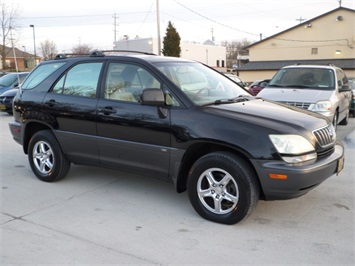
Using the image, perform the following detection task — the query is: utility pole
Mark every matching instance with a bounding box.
[156,0,161,55]
[296,17,306,24]
[29,25,37,66]
[113,12,119,43]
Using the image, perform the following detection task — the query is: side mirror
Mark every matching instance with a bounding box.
[260,82,268,88]
[141,88,165,105]
[340,85,351,92]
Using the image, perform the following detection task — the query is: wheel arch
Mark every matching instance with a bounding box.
[175,142,264,198]
[23,121,53,154]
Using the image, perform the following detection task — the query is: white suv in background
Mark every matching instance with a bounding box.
[258,64,352,130]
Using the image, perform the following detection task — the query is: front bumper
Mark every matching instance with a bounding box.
[252,142,344,200]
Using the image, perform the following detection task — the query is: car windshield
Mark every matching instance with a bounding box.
[0,74,19,87]
[268,67,336,90]
[153,62,250,105]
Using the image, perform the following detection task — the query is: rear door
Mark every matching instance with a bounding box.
[96,61,172,179]
[42,61,104,164]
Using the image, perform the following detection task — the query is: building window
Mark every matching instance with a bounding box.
[311,48,318,55]
[216,60,220,67]
[221,60,225,68]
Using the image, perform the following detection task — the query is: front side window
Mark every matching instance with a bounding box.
[104,62,161,102]
[336,69,348,88]
[52,62,103,97]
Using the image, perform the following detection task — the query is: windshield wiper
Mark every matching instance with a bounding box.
[269,84,312,89]
[285,85,313,89]
[266,84,283,87]
[203,95,251,106]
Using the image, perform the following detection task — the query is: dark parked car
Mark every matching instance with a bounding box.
[0,72,30,114]
[0,88,18,114]
[0,72,29,95]
[223,73,246,88]
[248,79,270,96]
[349,78,355,117]
[9,51,344,225]
[0,71,9,77]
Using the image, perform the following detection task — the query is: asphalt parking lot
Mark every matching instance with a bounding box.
[1,112,354,265]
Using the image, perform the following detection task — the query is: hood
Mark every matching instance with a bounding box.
[0,88,18,97]
[206,98,329,132]
[258,87,333,103]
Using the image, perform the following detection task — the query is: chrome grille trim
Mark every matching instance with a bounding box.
[279,101,311,110]
[313,124,336,148]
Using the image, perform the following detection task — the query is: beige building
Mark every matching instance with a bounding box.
[238,7,355,83]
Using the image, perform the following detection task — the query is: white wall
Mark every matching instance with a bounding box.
[113,38,226,68]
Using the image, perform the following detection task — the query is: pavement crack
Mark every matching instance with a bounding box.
[1,212,26,225]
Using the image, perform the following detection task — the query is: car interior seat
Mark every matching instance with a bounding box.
[301,72,315,86]
[105,74,136,102]
[320,72,333,87]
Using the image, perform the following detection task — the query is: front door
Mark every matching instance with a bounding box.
[96,62,171,179]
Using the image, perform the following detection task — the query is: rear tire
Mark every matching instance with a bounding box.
[187,152,260,225]
[28,130,71,182]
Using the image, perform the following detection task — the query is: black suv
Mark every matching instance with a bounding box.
[9,51,345,224]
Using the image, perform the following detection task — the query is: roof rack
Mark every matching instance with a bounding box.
[54,50,156,60]
[54,53,93,59]
[97,50,157,56]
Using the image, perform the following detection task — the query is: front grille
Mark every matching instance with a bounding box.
[280,101,311,110]
[317,147,335,159]
[313,124,336,148]
[0,96,11,104]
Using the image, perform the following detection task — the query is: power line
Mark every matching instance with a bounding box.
[172,0,259,37]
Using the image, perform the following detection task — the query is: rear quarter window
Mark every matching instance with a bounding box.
[21,62,67,90]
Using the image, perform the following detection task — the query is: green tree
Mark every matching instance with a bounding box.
[162,21,181,57]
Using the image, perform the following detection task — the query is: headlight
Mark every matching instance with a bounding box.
[311,100,332,112]
[269,134,317,164]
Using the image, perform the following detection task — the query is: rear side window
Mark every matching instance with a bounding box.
[21,62,67,90]
[52,62,103,98]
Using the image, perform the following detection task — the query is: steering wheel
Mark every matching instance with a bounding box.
[193,87,210,100]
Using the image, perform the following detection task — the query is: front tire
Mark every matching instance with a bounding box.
[28,130,71,182]
[332,111,338,131]
[187,152,260,225]
[339,109,349,125]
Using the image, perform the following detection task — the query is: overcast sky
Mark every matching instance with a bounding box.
[10,0,355,54]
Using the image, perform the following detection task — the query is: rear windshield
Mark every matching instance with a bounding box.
[268,68,335,89]
[21,62,67,90]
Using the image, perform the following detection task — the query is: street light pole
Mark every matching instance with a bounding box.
[156,0,161,55]
[29,25,36,65]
